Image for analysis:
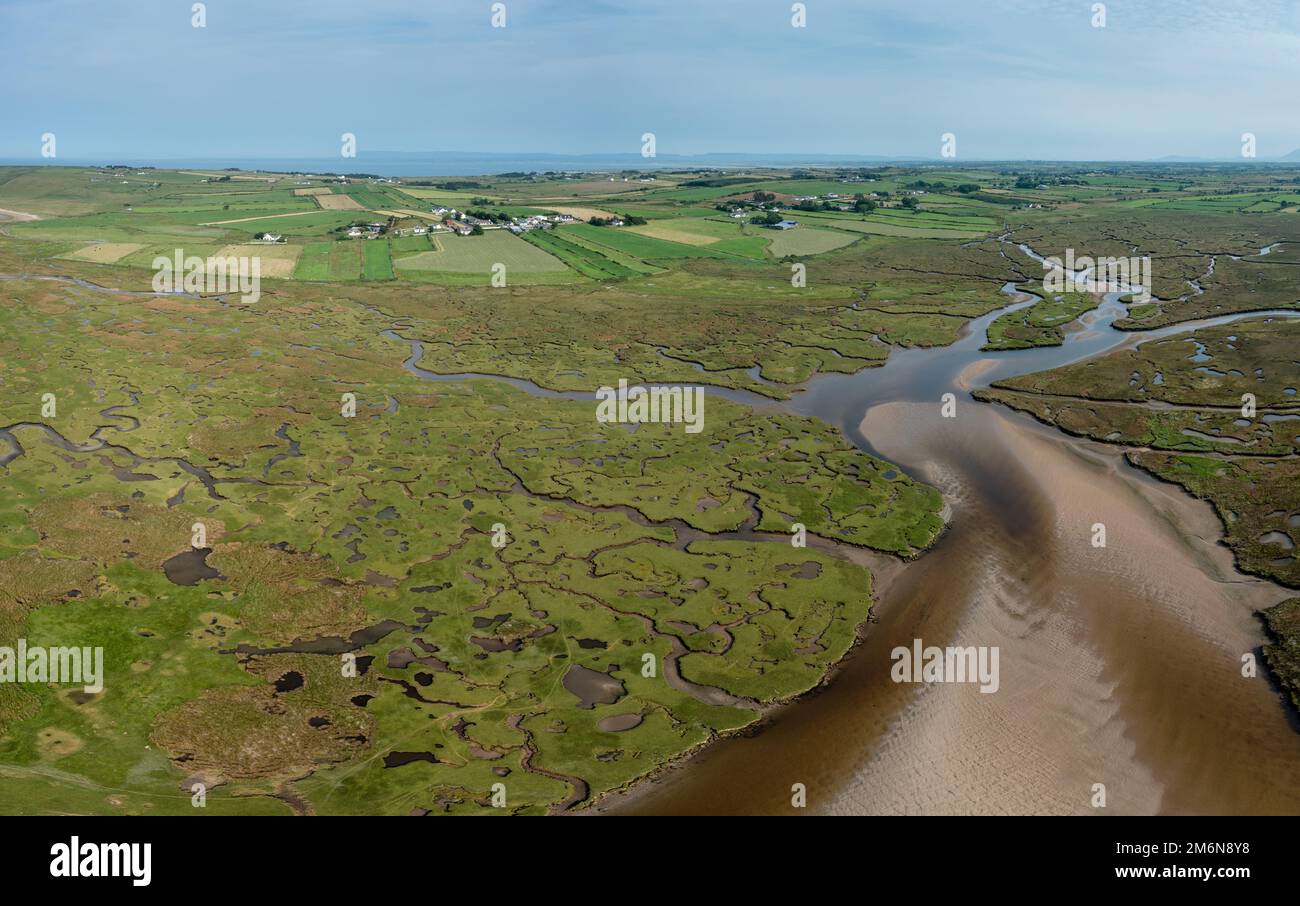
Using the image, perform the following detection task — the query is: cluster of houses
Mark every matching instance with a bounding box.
[349,207,583,240]
[346,222,390,239]
[426,206,579,235]
[714,198,799,230]
[423,206,479,235]
[792,190,899,211]
[508,212,578,233]
[720,198,783,219]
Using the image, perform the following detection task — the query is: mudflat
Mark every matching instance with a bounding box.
[602,400,1300,815]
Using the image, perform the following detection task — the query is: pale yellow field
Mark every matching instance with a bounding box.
[213,243,302,278]
[374,208,439,220]
[201,210,322,226]
[60,242,144,263]
[293,187,333,196]
[544,205,621,222]
[626,222,719,246]
[315,194,365,211]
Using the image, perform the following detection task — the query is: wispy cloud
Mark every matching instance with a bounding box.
[1,0,1296,159]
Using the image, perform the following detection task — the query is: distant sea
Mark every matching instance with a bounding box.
[2,154,1287,176]
[0,151,917,178]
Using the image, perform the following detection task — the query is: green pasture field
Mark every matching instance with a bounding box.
[292,240,364,280]
[565,223,749,260]
[361,239,395,280]
[393,229,570,275]
[519,228,648,279]
[389,234,434,256]
[539,227,662,275]
[755,223,861,257]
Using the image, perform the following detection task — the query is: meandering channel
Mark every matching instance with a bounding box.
[373,274,1300,814]
[592,286,1300,815]
[9,268,1300,814]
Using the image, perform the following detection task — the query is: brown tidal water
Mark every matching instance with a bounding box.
[597,290,1300,816]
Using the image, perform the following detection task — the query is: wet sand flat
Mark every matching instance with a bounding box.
[599,399,1300,815]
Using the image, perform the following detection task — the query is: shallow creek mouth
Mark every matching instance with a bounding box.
[379,277,1300,815]
[7,270,1300,815]
[593,290,1300,815]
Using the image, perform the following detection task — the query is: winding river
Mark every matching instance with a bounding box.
[377,275,1300,815]
[8,268,1300,815]
[589,286,1300,815]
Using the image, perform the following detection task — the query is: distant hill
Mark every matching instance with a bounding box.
[1150,151,1300,163]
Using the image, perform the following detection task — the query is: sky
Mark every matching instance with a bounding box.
[2,0,1299,162]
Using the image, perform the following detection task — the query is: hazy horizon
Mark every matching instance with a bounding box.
[5,150,1300,175]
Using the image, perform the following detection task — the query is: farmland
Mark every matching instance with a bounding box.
[0,218,943,813]
[0,165,1016,285]
[394,230,573,285]
[361,240,394,280]
[3,161,1300,815]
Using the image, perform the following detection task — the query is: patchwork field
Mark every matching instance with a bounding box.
[374,208,442,220]
[760,224,860,257]
[627,220,723,246]
[315,193,365,211]
[58,241,144,264]
[543,205,621,221]
[0,224,944,812]
[361,239,394,280]
[394,230,569,274]
[4,162,1300,815]
[214,242,303,278]
[201,210,323,226]
[295,240,363,281]
[0,165,1029,285]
